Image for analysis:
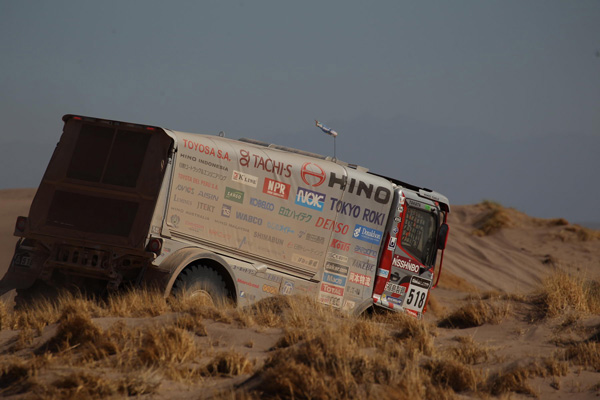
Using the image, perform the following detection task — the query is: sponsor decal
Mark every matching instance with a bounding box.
[200,179,218,190]
[292,253,319,268]
[320,282,344,297]
[327,252,348,264]
[318,293,343,308]
[262,284,279,295]
[197,190,219,202]
[176,184,195,194]
[182,139,231,160]
[238,236,247,249]
[263,178,290,199]
[281,280,294,295]
[353,224,383,245]
[181,153,230,171]
[377,269,390,278]
[287,242,324,257]
[328,172,391,205]
[239,291,256,300]
[232,264,257,276]
[221,204,231,218]
[214,219,250,233]
[330,239,350,252]
[315,217,349,235]
[295,187,326,211]
[278,207,313,223]
[392,255,420,273]
[349,272,372,287]
[237,278,259,289]
[170,214,180,228]
[250,197,275,211]
[384,281,406,295]
[239,149,292,177]
[256,271,283,284]
[209,229,231,240]
[173,194,193,206]
[387,237,397,251]
[267,222,294,234]
[353,259,376,272]
[346,285,362,297]
[232,170,258,187]
[184,209,209,221]
[184,221,204,233]
[305,233,325,244]
[301,162,326,187]
[236,211,263,225]
[410,275,431,289]
[323,272,347,287]
[325,261,349,276]
[392,226,399,234]
[178,163,227,180]
[224,187,244,203]
[385,295,403,307]
[354,245,377,259]
[328,198,386,226]
[342,300,356,311]
[254,232,283,245]
[197,201,215,212]
[151,225,161,234]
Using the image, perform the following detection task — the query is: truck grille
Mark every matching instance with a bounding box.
[55,245,110,269]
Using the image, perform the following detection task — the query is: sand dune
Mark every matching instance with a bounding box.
[1,189,599,398]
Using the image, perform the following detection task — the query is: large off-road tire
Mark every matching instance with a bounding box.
[172,264,230,305]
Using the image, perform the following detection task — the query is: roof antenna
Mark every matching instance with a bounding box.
[315,120,338,161]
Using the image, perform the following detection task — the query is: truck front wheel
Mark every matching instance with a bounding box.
[172,264,230,305]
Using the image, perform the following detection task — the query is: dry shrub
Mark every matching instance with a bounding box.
[175,314,207,336]
[445,336,494,365]
[243,295,293,327]
[565,342,600,371]
[0,300,9,330]
[105,288,169,317]
[422,359,482,392]
[203,350,255,376]
[437,271,478,293]
[0,359,36,396]
[137,325,200,366]
[555,225,600,242]
[438,300,509,329]
[389,312,436,356]
[487,358,568,396]
[171,295,233,323]
[548,218,569,226]
[532,270,600,319]
[37,305,116,358]
[472,201,511,236]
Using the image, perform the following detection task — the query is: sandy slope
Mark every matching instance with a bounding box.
[1,189,599,398]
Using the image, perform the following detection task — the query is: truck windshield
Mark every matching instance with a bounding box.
[401,206,437,266]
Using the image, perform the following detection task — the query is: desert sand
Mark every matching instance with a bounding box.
[0,188,599,399]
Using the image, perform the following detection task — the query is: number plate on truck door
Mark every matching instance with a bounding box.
[403,276,431,313]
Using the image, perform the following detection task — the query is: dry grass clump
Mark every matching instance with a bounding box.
[137,325,200,366]
[203,350,255,376]
[531,269,600,319]
[105,288,170,317]
[422,358,482,392]
[472,200,512,236]
[554,224,600,242]
[444,336,495,365]
[564,342,600,371]
[487,358,568,397]
[0,358,37,396]
[36,305,116,359]
[438,300,510,329]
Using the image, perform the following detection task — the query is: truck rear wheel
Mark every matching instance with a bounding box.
[172,264,230,305]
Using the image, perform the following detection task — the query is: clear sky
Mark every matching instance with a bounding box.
[1,1,599,223]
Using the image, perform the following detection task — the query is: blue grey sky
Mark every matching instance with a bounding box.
[1,1,599,223]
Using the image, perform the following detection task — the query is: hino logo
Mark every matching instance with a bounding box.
[328,172,391,205]
[301,162,326,187]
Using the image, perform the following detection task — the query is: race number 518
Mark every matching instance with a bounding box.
[403,277,430,313]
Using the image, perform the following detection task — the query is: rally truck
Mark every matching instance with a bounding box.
[0,114,450,317]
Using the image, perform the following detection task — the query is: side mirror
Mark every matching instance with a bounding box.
[437,223,449,250]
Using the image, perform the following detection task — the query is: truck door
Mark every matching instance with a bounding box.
[372,189,439,317]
